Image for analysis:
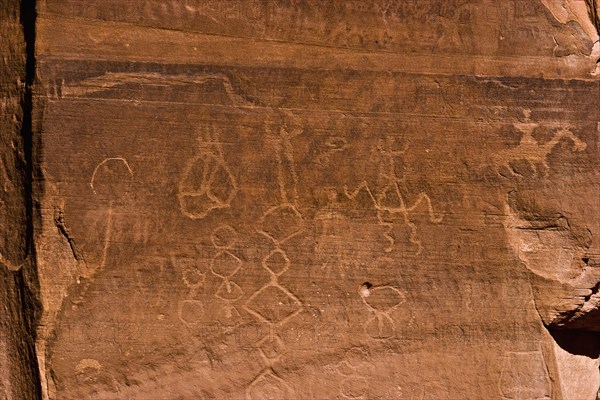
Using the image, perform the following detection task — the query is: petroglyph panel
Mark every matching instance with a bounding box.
[25,0,600,399]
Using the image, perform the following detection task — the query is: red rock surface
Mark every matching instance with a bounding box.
[1,1,600,399]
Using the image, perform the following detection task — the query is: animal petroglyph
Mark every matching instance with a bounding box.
[492,110,587,177]
[178,125,238,220]
[344,139,443,255]
[359,282,406,340]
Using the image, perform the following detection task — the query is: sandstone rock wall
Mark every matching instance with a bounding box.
[1,1,600,399]
[0,0,41,399]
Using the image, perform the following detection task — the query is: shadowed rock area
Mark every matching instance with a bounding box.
[1,0,600,399]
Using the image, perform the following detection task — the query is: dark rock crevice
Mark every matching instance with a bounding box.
[0,0,42,398]
[19,0,43,397]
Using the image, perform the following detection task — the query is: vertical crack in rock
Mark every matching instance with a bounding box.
[20,0,44,395]
[53,207,83,262]
[19,0,43,398]
[0,0,42,398]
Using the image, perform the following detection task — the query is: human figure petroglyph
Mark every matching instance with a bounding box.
[178,124,238,220]
[90,157,133,197]
[265,123,302,205]
[89,157,134,273]
[344,138,442,255]
[492,110,587,177]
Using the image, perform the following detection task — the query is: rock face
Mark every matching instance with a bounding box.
[0,0,41,399]
[1,0,600,399]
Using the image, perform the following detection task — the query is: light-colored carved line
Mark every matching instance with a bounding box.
[246,368,290,400]
[361,285,406,339]
[99,205,113,272]
[210,250,242,279]
[274,141,288,204]
[242,304,272,326]
[377,213,395,253]
[211,224,237,249]
[89,157,133,194]
[177,155,238,219]
[345,181,442,254]
[73,73,257,106]
[281,128,302,205]
[256,204,304,245]
[493,126,587,176]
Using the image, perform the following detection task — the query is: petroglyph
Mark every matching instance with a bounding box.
[359,282,406,340]
[209,224,244,328]
[89,157,133,273]
[265,123,302,205]
[492,110,587,177]
[344,139,442,255]
[31,3,600,398]
[178,299,205,327]
[178,125,238,220]
[63,73,256,105]
[176,253,209,326]
[315,136,348,166]
[335,348,371,399]
[89,157,133,197]
[246,368,294,400]
[244,119,304,396]
[175,255,206,297]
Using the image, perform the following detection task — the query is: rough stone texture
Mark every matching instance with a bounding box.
[0,0,41,399]
[1,0,600,399]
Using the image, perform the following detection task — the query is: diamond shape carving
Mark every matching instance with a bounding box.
[245,286,302,324]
